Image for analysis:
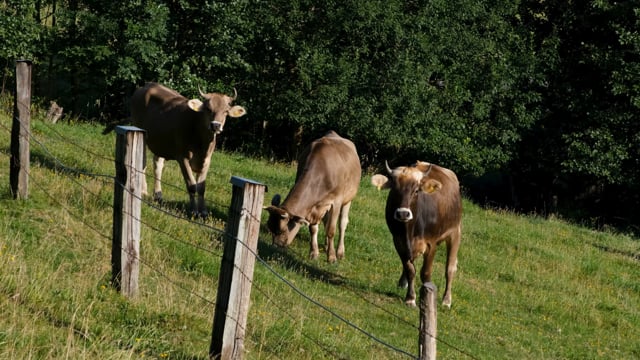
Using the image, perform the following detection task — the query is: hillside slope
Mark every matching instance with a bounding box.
[0,111,638,359]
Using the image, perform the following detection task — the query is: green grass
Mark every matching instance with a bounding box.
[0,109,639,359]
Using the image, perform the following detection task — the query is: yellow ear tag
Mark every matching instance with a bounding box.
[187,99,203,112]
[424,180,443,193]
[371,174,389,191]
[228,106,247,118]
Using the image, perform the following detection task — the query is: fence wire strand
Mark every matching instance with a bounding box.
[2,114,481,360]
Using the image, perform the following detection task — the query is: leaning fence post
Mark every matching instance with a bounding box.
[419,282,438,360]
[10,60,32,200]
[210,176,266,360]
[111,126,145,298]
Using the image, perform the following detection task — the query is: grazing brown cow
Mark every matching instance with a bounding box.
[265,131,361,263]
[371,161,462,307]
[130,82,246,218]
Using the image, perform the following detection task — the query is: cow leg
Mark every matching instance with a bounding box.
[417,244,438,307]
[193,154,213,218]
[420,243,437,283]
[394,236,417,306]
[402,259,418,306]
[336,201,352,260]
[194,171,208,218]
[309,223,320,260]
[393,237,410,289]
[442,226,461,308]
[321,212,329,253]
[178,159,199,217]
[152,156,165,202]
[140,164,148,197]
[324,207,341,263]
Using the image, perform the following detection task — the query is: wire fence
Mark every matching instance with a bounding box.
[1,113,479,360]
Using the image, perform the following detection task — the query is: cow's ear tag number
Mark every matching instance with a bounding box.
[187,99,204,112]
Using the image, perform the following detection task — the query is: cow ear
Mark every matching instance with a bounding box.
[228,105,247,118]
[264,205,289,219]
[187,99,204,112]
[292,215,310,226]
[421,179,443,194]
[371,174,390,190]
[414,161,432,172]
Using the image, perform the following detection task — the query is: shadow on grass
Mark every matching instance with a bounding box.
[593,243,640,262]
[255,235,406,304]
[256,238,348,286]
[152,198,228,225]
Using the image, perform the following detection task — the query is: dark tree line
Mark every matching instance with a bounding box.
[2,0,639,232]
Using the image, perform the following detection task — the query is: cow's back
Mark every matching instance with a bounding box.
[130,83,192,158]
[297,131,361,201]
[131,83,185,127]
[282,131,361,219]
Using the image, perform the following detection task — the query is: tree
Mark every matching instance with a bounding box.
[2,0,638,229]
[40,0,170,118]
[510,0,640,228]
[229,0,541,175]
[0,0,41,94]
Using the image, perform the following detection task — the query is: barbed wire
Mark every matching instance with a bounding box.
[37,119,116,164]
[1,113,480,359]
[5,117,347,357]
[19,150,221,308]
[237,200,476,359]
[17,116,231,212]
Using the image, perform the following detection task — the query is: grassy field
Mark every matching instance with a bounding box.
[0,108,638,359]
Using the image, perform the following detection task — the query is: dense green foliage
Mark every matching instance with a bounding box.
[1,0,639,228]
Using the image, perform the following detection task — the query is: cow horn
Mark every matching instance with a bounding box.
[424,164,433,176]
[198,86,208,98]
[385,160,393,175]
[231,87,237,100]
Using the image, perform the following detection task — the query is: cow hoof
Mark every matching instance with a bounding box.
[153,191,163,203]
[405,299,417,307]
[398,278,408,289]
[327,255,337,263]
[189,211,208,220]
[442,299,452,309]
[309,252,320,260]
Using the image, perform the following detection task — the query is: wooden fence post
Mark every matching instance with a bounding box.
[210,176,266,360]
[10,60,32,200]
[419,282,438,360]
[111,126,145,298]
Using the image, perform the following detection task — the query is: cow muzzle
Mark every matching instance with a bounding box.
[210,121,224,134]
[394,207,413,222]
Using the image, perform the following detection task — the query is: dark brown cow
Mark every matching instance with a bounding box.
[371,161,462,307]
[265,131,361,263]
[130,82,246,217]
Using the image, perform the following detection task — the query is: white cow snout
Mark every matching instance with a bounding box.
[394,207,413,222]
[211,121,224,133]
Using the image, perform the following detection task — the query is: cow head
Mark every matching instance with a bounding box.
[371,161,443,222]
[187,87,247,134]
[265,194,309,247]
